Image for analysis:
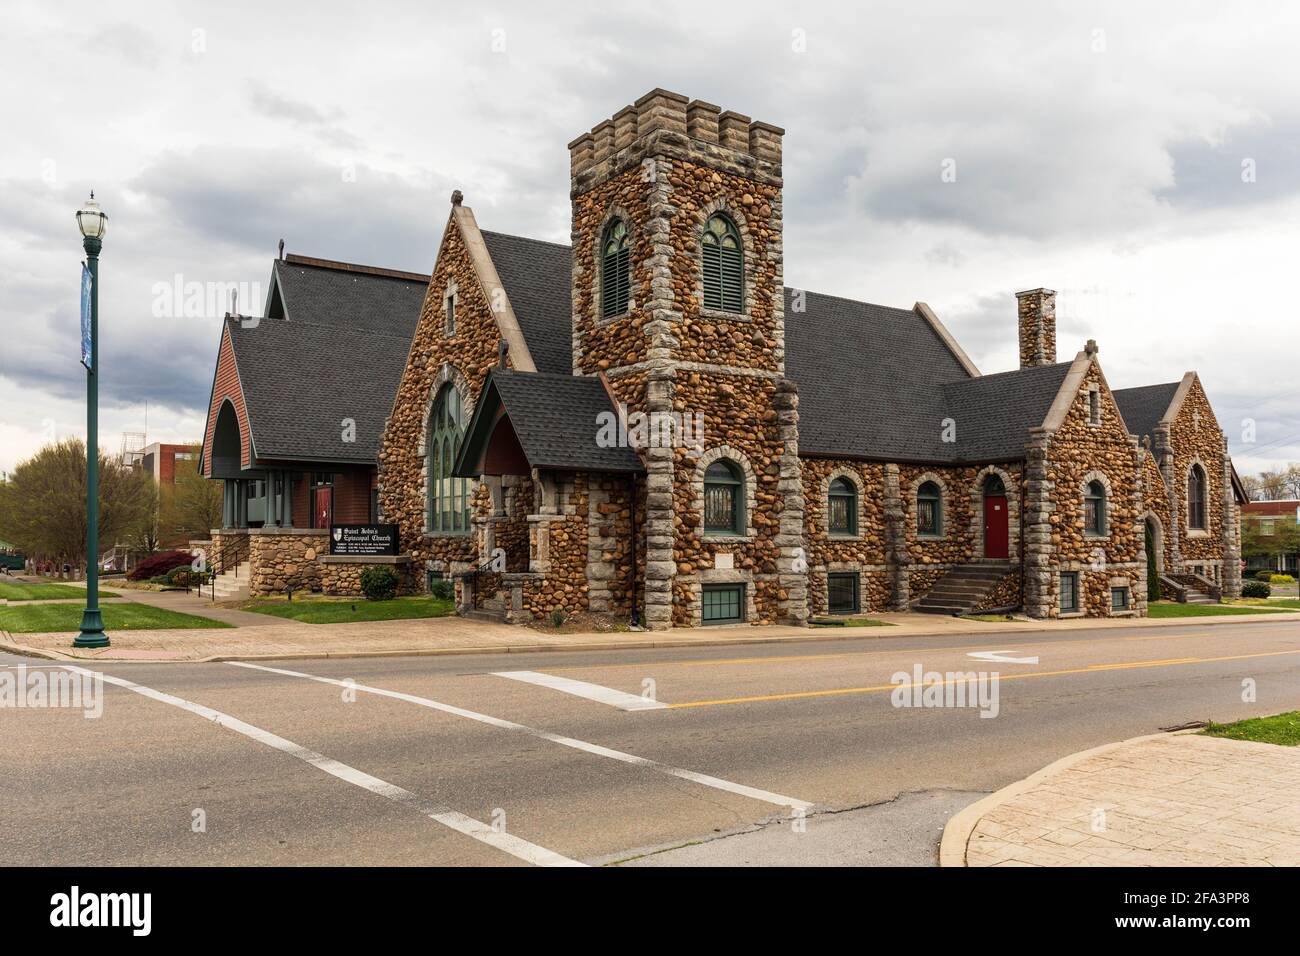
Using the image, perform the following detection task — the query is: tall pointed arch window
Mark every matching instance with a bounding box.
[1188,464,1208,530]
[427,384,470,534]
[601,219,631,318]
[702,213,743,312]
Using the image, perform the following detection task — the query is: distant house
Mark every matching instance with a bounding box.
[1242,500,1299,576]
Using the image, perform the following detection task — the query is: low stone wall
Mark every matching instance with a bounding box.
[319,555,415,597]
[248,528,328,595]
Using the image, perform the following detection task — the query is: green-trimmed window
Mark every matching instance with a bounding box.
[1111,585,1130,611]
[601,219,630,318]
[427,384,470,534]
[917,481,942,537]
[1085,480,1107,536]
[704,459,743,535]
[702,583,745,623]
[1060,572,1080,613]
[828,477,857,536]
[1188,464,1207,530]
[702,213,743,312]
[828,572,860,614]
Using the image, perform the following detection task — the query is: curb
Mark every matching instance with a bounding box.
[4,607,1298,665]
[938,729,1199,867]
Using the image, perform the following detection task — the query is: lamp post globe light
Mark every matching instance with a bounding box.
[74,192,109,648]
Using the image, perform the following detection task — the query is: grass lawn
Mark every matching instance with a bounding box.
[1203,711,1300,747]
[1146,601,1291,618]
[0,603,229,633]
[0,581,118,601]
[1232,598,1300,609]
[963,613,1019,623]
[241,595,455,624]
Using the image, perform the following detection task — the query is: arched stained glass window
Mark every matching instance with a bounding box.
[704,459,744,535]
[1085,480,1107,536]
[1188,464,1207,530]
[702,213,743,312]
[427,384,470,534]
[828,477,857,536]
[917,481,942,537]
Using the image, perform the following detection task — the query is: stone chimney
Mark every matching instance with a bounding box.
[1016,288,1057,368]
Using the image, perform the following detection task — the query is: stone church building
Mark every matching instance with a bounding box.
[199,88,1244,626]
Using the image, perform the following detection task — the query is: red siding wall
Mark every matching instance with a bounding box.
[202,325,252,474]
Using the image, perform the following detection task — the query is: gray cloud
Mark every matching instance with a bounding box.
[2,0,1298,476]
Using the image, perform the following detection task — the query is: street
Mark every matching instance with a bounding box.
[4,618,1300,866]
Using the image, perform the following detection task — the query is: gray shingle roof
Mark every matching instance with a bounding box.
[1113,382,1180,444]
[456,369,644,475]
[270,258,428,335]
[785,290,1054,462]
[228,315,414,463]
[224,233,1079,469]
[481,231,573,375]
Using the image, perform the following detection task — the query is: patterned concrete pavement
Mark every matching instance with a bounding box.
[942,731,1300,867]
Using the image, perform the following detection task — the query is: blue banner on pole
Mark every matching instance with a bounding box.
[80,263,92,370]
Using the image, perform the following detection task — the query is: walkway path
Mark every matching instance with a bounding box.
[942,731,1300,866]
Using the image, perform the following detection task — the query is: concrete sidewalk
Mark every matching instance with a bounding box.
[942,731,1300,867]
[4,601,1300,663]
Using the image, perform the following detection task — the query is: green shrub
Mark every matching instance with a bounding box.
[429,578,454,601]
[550,609,567,628]
[1256,570,1276,582]
[1269,574,1295,584]
[1242,581,1272,599]
[360,566,399,601]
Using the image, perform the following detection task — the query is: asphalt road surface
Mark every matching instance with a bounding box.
[4,617,1299,866]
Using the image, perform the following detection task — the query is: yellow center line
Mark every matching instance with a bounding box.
[532,629,1259,674]
[663,647,1300,709]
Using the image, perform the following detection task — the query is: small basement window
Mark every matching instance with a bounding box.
[1111,586,1131,611]
[702,583,745,624]
[827,572,860,615]
[1060,572,1079,614]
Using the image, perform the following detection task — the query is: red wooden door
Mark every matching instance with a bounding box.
[984,495,1009,559]
[314,487,333,529]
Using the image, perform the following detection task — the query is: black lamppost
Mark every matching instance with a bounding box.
[74,193,109,649]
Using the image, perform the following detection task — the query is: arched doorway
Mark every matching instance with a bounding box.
[983,473,1009,559]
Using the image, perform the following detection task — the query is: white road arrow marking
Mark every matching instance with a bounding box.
[967,650,1040,665]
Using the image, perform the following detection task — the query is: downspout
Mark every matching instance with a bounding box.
[629,473,639,628]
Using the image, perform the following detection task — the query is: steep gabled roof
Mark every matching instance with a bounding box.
[482,231,573,375]
[227,315,414,463]
[269,255,428,334]
[454,369,644,476]
[1112,381,1180,445]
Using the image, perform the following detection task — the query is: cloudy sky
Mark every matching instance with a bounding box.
[2,0,1296,478]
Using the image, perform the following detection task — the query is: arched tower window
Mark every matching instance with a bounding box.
[601,219,630,318]
[1188,464,1207,530]
[704,459,744,535]
[1085,480,1107,536]
[427,384,470,534]
[702,213,743,312]
[917,481,942,537]
[828,477,858,536]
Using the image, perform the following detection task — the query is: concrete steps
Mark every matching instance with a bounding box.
[210,562,251,602]
[914,563,1013,616]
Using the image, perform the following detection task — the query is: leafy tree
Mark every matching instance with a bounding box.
[160,445,222,542]
[0,439,155,569]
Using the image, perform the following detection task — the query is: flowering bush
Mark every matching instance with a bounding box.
[128,550,194,581]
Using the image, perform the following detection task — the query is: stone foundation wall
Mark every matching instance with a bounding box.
[248,529,328,595]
